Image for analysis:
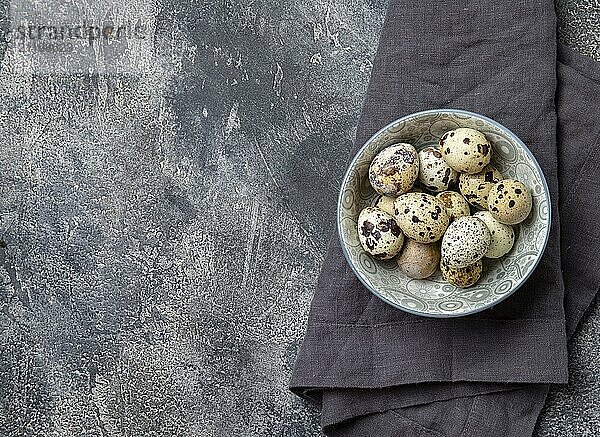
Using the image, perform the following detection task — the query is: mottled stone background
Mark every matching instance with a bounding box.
[0,0,598,436]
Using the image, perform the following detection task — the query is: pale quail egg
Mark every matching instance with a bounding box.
[417,147,458,192]
[440,259,483,288]
[473,211,515,258]
[441,216,491,268]
[487,179,533,225]
[440,128,492,174]
[458,165,502,209]
[393,193,449,243]
[436,191,470,222]
[369,143,419,196]
[374,195,396,216]
[396,239,440,279]
[357,207,405,259]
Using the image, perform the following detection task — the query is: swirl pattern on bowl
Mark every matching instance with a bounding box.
[338,109,551,317]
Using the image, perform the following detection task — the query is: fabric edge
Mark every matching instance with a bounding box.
[558,42,600,83]
[289,318,568,394]
[318,384,529,429]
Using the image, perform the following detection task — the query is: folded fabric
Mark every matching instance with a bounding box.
[556,44,600,339]
[290,0,600,433]
[325,386,551,437]
[347,43,600,437]
[316,43,600,435]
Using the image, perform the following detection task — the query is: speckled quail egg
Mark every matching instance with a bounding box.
[369,143,419,196]
[487,179,533,225]
[357,207,405,259]
[393,193,449,243]
[441,216,491,268]
[440,128,492,174]
[473,211,515,258]
[417,147,458,192]
[396,239,440,279]
[441,259,483,288]
[458,165,502,209]
[374,195,396,216]
[436,191,470,222]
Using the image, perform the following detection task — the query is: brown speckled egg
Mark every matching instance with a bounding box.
[396,239,440,279]
[441,259,483,288]
[473,211,515,258]
[441,216,491,268]
[436,191,470,222]
[374,195,396,216]
[440,128,492,174]
[393,193,449,243]
[417,147,458,192]
[369,143,419,196]
[357,207,405,259]
[487,179,532,225]
[458,165,502,209]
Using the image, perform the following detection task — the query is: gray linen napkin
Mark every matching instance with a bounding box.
[320,44,600,429]
[290,0,600,433]
[320,45,600,435]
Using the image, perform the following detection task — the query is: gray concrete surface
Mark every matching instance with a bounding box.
[0,0,598,436]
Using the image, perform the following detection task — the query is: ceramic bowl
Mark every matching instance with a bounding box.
[338,109,550,317]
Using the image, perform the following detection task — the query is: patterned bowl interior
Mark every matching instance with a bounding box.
[338,109,550,317]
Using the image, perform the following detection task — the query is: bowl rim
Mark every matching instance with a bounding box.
[337,108,552,318]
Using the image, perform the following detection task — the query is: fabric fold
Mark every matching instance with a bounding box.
[291,285,568,390]
[324,386,550,437]
[319,383,522,430]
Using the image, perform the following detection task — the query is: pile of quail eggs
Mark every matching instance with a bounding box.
[357,127,532,288]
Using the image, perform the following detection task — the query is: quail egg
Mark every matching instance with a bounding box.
[441,216,491,268]
[374,195,396,216]
[458,165,502,209]
[417,146,458,192]
[436,191,470,222]
[473,211,515,258]
[357,207,405,259]
[393,193,449,243]
[440,128,492,174]
[440,259,483,288]
[487,179,533,225]
[396,239,440,279]
[369,143,419,196]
